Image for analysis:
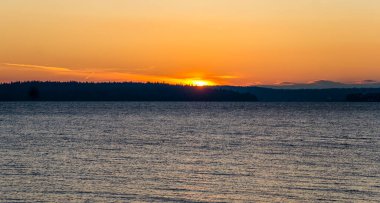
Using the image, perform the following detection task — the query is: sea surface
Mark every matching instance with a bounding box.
[0,102,379,202]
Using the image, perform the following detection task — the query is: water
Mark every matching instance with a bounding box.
[0,102,379,202]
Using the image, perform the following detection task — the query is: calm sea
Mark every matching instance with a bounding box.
[1,102,379,202]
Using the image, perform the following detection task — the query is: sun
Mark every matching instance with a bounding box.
[189,79,217,87]
[192,80,209,87]
[181,78,216,86]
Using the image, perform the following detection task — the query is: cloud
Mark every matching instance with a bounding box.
[2,63,240,85]
[3,63,72,72]
[3,63,169,78]
[1,62,187,83]
[214,75,239,79]
[356,80,379,84]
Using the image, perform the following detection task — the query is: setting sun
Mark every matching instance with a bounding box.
[187,80,215,87]
[193,80,208,87]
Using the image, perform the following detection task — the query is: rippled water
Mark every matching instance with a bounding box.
[0,102,380,202]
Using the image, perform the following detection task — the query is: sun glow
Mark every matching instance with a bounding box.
[193,80,208,87]
[180,78,215,86]
[189,80,214,87]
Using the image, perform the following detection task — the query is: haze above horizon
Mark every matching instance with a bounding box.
[1,0,380,85]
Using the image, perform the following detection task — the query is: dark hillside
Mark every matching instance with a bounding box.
[220,86,380,102]
[0,82,258,101]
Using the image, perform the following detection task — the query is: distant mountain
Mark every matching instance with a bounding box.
[259,80,380,89]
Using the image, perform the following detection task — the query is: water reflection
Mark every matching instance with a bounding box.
[1,102,379,202]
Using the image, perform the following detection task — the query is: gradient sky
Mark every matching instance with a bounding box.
[1,0,380,85]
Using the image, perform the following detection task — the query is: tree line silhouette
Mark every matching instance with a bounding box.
[0,82,258,101]
[1,81,379,102]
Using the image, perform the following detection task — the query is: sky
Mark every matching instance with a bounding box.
[1,0,380,85]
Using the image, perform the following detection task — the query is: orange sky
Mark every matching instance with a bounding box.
[1,0,380,85]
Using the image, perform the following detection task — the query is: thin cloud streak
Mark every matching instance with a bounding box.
[1,63,217,84]
[2,63,144,81]
[4,63,72,72]
[3,63,171,80]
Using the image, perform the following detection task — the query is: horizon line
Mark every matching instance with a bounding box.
[2,80,380,88]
